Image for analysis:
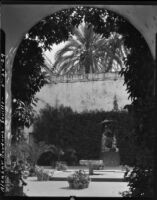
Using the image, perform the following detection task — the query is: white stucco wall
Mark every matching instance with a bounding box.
[35,76,131,113]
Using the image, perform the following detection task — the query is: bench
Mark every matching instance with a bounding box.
[79,160,103,175]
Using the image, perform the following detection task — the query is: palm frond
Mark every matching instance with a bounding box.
[54,40,82,64]
[54,52,80,73]
[55,52,77,66]
[72,26,85,44]
[69,37,83,47]
[54,43,74,60]
[83,24,95,49]
[52,23,127,76]
[94,38,108,49]
[57,57,79,75]
[92,56,100,72]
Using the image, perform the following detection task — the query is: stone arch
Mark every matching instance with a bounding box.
[2,5,157,58]
[3,5,156,164]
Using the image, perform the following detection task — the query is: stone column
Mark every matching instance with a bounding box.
[5,47,17,165]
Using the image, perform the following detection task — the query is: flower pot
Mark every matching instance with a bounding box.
[67,170,90,189]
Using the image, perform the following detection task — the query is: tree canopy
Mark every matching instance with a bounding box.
[53,22,126,75]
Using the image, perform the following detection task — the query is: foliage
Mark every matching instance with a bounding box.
[117,13,155,198]
[35,166,54,181]
[11,137,32,163]
[33,105,135,165]
[5,162,27,196]
[11,5,155,197]
[56,161,68,171]
[11,6,129,136]
[62,148,78,166]
[121,97,155,197]
[11,38,48,139]
[11,139,58,168]
[121,167,154,197]
[11,7,85,135]
[117,16,155,197]
[67,170,90,189]
[53,23,126,75]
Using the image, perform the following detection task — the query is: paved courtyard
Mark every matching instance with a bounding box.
[24,168,129,197]
[24,179,128,197]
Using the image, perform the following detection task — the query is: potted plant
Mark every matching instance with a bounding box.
[67,170,90,189]
[5,162,27,196]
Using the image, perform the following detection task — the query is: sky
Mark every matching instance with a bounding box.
[44,41,66,66]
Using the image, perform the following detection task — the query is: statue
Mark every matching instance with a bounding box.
[100,119,120,166]
[101,123,119,153]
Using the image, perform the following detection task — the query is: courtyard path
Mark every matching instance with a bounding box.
[24,169,129,197]
[24,178,129,197]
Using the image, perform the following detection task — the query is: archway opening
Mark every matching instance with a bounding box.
[10,6,155,197]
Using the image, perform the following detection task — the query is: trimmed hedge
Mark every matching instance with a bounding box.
[33,105,135,166]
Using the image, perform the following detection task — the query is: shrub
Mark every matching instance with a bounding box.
[62,148,78,166]
[35,166,54,181]
[29,167,36,177]
[5,163,27,196]
[33,106,134,164]
[67,170,90,189]
[121,167,153,197]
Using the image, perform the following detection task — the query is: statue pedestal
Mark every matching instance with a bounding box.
[100,151,120,166]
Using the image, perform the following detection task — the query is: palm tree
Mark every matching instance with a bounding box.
[52,23,127,76]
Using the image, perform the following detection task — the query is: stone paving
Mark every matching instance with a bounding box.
[24,178,129,197]
[24,168,129,197]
